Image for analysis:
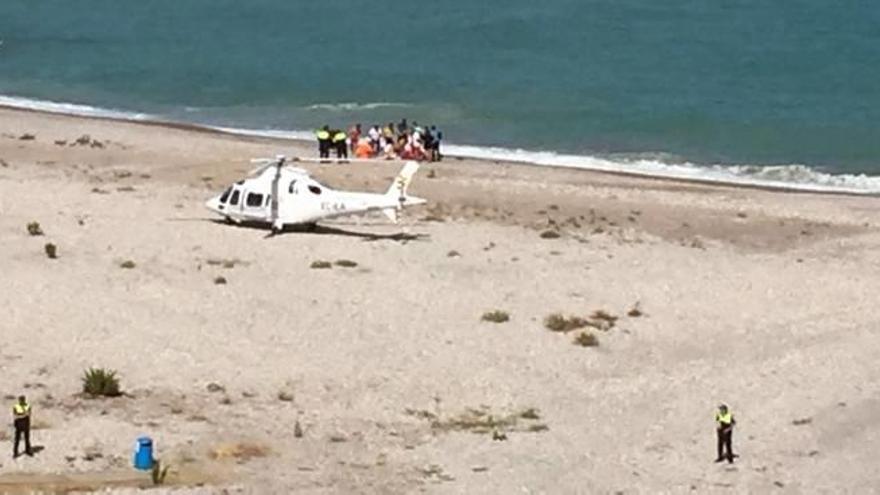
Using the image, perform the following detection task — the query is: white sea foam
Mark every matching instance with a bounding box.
[442,144,880,194]
[305,102,414,111]
[2,94,878,195]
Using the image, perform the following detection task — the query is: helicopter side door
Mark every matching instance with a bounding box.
[241,187,269,220]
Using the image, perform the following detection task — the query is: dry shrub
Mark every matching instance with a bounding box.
[44,243,57,259]
[206,258,244,269]
[539,230,561,239]
[209,442,270,462]
[573,331,599,347]
[310,260,332,269]
[27,222,44,236]
[544,313,589,332]
[589,310,618,331]
[627,303,643,317]
[519,408,541,420]
[334,259,358,268]
[591,310,618,324]
[427,407,547,436]
[481,310,510,323]
[213,276,227,285]
[119,260,136,269]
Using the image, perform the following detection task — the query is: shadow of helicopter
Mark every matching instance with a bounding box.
[206,219,430,242]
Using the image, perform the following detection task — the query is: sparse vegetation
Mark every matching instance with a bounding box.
[447,250,461,257]
[151,460,171,485]
[294,420,303,438]
[589,310,618,331]
[310,260,332,269]
[209,442,270,462]
[206,258,246,269]
[213,276,227,285]
[206,382,225,393]
[277,390,294,402]
[119,260,136,269]
[427,169,437,179]
[544,313,589,332]
[27,222,44,236]
[519,408,541,420]
[481,310,510,323]
[573,331,599,347]
[81,367,121,397]
[334,259,358,268]
[627,303,643,317]
[540,230,561,239]
[415,406,548,437]
[591,309,618,324]
[44,243,57,259]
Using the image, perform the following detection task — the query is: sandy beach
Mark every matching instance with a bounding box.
[2,106,880,493]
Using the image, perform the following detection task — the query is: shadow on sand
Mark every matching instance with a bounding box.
[208,219,430,242]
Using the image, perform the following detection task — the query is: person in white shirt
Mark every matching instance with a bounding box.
[368,125,381,154]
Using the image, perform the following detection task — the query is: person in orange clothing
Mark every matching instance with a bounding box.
[355,138,373,158]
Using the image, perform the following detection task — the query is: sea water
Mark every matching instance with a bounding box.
[1,0,879,192]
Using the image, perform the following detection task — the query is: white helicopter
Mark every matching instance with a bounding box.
[205,156,426,233]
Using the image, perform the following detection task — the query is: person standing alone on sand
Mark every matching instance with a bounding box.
[715,404,736,463]
[12,395,32,458]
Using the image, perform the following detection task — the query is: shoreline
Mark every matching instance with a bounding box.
[2,99,878,198]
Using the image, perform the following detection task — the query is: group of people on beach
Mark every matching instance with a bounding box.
[316,119,443,161]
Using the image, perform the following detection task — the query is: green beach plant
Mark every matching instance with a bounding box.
[151,460,171,485]
[81,367,122,397]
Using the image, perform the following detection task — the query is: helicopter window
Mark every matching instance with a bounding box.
[308,185,322,195]
[229,190,240,206]
[219,187,231,204]
[288,180,297,194]
[246,193,264,207]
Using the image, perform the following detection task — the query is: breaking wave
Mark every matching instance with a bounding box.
[0,94,152,120]
[304,102,414,111]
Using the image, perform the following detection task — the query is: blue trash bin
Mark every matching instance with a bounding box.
[133,436,154,470]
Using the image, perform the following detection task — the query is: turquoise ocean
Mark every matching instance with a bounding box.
[2,1,879,192]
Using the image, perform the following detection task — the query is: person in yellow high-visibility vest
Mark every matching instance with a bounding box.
[12,395,32,458]
[316,126,331,159]
[715,404,736,463]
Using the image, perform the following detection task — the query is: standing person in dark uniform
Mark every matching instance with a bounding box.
[332,129,348,159]
[430,125,443,161]
[316,125,331,159]
[715,404,736,463]
[12,395,32,458]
